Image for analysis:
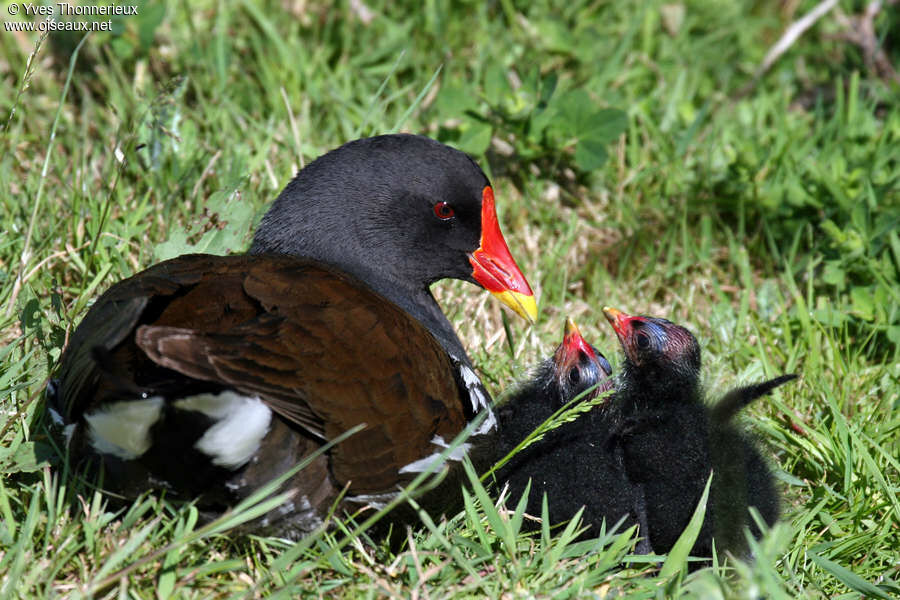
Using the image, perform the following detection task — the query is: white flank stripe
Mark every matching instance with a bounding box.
[473,409,497,435]
[458,364,490,410]
[347,491,400,509]
[175,391,272,470]
[430,434,473,461]
[47,406,64,426]
[398,450,450,474]
[85,397,165,460]
[398,434,472,474]
[457,364,497,433]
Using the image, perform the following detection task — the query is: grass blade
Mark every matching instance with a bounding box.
[808,551,894,600]
[660,471,712,579]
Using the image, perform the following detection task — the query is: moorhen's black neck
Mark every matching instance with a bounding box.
[411,287,472,366]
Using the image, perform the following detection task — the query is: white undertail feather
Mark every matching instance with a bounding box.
[85,397,165,460]
[175,392,272,469]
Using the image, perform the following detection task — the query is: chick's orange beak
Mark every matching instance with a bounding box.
[468,186,537,323]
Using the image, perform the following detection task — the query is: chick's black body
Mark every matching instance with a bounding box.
[602,310,712,553]
[602,307,795,557]
[493,320,651,550]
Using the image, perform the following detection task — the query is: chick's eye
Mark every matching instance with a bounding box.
[433,201,455,220]
[568,367,581,386]
[636,333,651,350]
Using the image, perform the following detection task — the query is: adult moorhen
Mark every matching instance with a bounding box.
[493,319,651,550]
[601,307,795,557]
[48,134,537,539]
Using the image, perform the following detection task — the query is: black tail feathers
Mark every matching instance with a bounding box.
[711,374,798,424]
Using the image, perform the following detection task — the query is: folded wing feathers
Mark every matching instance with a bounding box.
[116,257,469,495]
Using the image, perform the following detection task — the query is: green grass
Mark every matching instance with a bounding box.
[2,0,899,596]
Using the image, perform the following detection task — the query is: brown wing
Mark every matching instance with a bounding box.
[58,253,466,495]
[57,254,288,420]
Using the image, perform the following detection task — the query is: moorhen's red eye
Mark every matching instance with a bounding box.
[433,201,455,220]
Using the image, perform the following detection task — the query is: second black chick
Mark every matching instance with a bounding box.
[601,307,711,555]
[602,307,794,557]
[493,319,651,550]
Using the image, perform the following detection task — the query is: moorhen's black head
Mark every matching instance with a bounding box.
[602,306,701,404]
[249,134,536,326]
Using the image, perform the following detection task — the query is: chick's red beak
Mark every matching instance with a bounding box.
[553,317,614,399]
[554,317,598,371]
[468,186,537,323]
[602,307,632,340]
[603,306,643,362]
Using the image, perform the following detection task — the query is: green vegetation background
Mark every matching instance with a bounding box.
[1,0,898,596]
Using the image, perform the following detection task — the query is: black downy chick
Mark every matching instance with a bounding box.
[602,307,795,557]
[601,307,712,554]
[494,319,652,550]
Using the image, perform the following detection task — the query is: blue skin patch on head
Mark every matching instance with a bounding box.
[628,317,699,372]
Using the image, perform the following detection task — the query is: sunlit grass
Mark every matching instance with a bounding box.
[1,0,898,597]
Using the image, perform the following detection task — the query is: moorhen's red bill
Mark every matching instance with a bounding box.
[468,187,536,321]
[48,134,537,539]
[601,306,794,558]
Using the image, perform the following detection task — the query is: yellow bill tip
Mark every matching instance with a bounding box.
[602,306,623,323]
[492,290,538,325]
